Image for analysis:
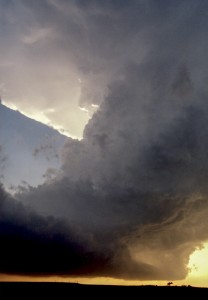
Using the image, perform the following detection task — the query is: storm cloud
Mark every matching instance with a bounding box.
[1,0,208,280]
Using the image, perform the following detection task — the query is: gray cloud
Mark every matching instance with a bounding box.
[2,0,208,280]
[0,145,9,179]
[33,142,59,161]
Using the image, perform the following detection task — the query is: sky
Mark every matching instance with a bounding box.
[0,103,67,190]
[1,0,208,286]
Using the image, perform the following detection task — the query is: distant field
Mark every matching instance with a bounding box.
[0,282,207,297]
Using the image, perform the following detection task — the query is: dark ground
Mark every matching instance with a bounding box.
[0,282,208,297]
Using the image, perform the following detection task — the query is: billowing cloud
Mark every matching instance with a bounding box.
[17,64,208,280]
[1,0,208,281]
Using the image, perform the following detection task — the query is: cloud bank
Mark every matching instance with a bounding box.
[1,0,208,280]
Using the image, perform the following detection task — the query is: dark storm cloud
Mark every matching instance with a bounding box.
[19,64,208,280]
[0,184,113,276]
[0,183,162,278]
[2,0,208,280]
